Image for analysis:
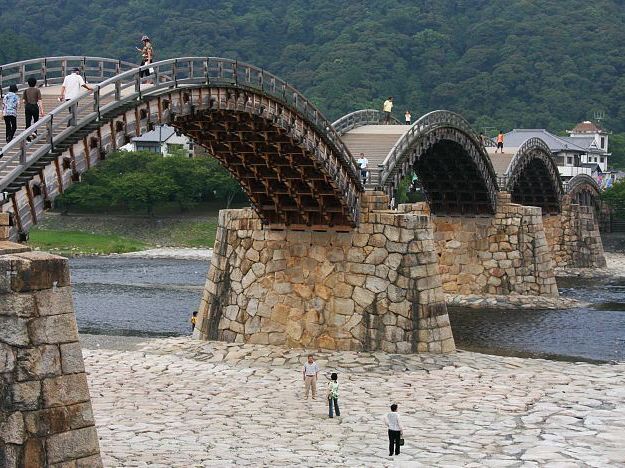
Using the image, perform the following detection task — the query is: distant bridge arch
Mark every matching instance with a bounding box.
[502,138,563,214]
[380,111,499,215]
[566,174,601,208]
[0,57,363,238]
[332,109,401,135]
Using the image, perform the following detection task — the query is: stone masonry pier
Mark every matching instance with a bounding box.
[194,192,455,353]
[0,238,102,467]
[399,193,558,297]
[543,195,607,269]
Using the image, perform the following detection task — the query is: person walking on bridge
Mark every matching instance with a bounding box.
[495,130,504,154]
[383,97,393,124]
[137,35,154,82]
[404,110,411,126]
[23,77,44,142]
[2,84,20,143]
[357,152,369,184]
[59,68,93,128]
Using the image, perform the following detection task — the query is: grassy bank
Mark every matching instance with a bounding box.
[27,210,222,255]
[27,230,147,256]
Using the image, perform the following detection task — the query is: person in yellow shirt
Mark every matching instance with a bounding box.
[383,97,393,124]
[190,311,198,332]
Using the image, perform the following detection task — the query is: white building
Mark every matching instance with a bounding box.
[122,125,194,157]
[565,121,610,172]
[504,122,610,182]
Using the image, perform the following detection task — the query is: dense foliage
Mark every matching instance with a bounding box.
[2,0,625,165]
[55,152,245,214]
[602,179,625,219]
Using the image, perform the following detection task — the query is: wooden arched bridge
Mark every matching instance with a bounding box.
[0,56,602,239]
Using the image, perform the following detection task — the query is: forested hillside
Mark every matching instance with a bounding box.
[1,0,625,139]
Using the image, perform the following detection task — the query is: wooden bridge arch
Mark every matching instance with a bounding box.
[0,57,363,238]
[503,138,563,214]
[379,111,499,215]
[565,174,601,208]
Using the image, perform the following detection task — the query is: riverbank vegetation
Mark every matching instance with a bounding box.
[28,230,147,256]
[55,151,246,215]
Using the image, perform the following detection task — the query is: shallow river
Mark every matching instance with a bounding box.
[69,257,625,362]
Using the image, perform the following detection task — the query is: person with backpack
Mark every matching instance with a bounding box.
[2,84,20,143]
[327,373,340,418]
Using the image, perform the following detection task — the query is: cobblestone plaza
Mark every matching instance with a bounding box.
[86,337,625,467]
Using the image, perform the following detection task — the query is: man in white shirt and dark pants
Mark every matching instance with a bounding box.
[385,403,404,456]
[357,153,369,185]
[59,68,93,126]
[302,354,319,400]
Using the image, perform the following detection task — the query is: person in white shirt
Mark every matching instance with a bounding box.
[59,68,93,127]
[382,96,393,124]
[405,110,411,125]
[356,152,368,184]
[384,403,404,456]
[302,354,319,399]
[60,68,93,102]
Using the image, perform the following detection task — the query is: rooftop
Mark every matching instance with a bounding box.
[569,121,609,135]
[132,125,176,143]
[503,129,587,153]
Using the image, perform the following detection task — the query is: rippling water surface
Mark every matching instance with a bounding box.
[449,277,625,362]
[70,257,208,337]
[70,257,625,362]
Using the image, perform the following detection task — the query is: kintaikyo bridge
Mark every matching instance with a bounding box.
[0,56,606,355]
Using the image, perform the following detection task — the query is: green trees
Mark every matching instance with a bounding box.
[55,151,245,215]
[2,0,625,145]
[602,179,625,219]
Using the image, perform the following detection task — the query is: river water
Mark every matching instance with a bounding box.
[69,257,625,362]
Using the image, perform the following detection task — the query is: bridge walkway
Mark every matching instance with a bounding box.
[342,124,517,190]
[340,124,409,188]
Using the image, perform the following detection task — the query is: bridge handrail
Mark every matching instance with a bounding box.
[0,56,137,96]
[332,109,401,135]
[0,56,364,195]
[380,110,493,186]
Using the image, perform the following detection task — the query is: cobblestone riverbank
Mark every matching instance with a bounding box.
[82,336,625,467]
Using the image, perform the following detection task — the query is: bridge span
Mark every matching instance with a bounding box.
[0,55,606,239]
[0,55,609,358]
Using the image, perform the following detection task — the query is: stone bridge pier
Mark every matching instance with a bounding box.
[543,195,607,269]
[399,193,558,297]
[194,192,455,353]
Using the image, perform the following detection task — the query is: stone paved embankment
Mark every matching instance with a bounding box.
[83,336,625,467]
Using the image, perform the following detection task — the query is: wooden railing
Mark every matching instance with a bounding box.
[0,57,364,212]
[0,56,137,96]
[332,109,401,135]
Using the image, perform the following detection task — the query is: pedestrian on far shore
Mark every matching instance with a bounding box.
[191,311,198,332]
[384,403,404,457]
[404,110,411,125]
[2,84,20,143]
[327,372,340,418]
[303,354,319,400]
[383,96,393,124]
